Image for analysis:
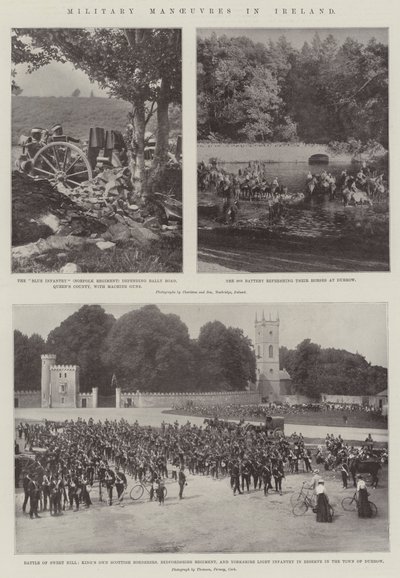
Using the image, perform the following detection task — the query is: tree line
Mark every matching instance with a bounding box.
[198,32,388,149]
[280,339,387,398]
[14,305,386,398]
[14,305,256,395]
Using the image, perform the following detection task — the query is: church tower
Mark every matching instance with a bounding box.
[255,311,280,401]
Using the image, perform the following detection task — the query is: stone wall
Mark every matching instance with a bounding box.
[321,394,368,405]
[14,390,41,408]
[118,391,262,408]
[279,394,315,405]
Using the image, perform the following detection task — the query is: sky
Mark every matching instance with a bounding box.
[14,28,387,97]
[13,303,388,368]
[14,62,107,97]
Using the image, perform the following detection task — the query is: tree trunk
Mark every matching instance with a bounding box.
[148,77,170,193]
[131,101,147,199]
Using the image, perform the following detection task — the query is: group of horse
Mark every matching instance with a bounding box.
[198,161,388,216]
[306,169,387,207]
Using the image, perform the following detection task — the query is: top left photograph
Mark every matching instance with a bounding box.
[11,28,182,273]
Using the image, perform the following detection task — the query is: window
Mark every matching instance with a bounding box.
[61,397,65,404]
[257,345,261,357]
[59,372,62,378]
[64,372,67,378]
[269,345,273,358]
[270,369,273,374]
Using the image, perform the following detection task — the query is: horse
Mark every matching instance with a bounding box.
[349,458,381,488]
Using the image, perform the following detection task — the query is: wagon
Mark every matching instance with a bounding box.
[264,415,284,437]
[17,124,127,189]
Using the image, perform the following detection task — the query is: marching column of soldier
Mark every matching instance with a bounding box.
[16,417,383,520]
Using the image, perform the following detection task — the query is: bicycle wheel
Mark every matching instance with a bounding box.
[369,501,378,518]
[293,501,308,516]
[342,496,357,511]
[163,487,168,499]
[130,484,144,501]
[290,490,304,507]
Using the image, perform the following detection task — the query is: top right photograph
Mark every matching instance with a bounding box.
[197,28,389,273]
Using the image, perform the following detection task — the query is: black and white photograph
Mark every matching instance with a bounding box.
[197,29,389,273]
[11,28,182,273]
[14,303,388,553]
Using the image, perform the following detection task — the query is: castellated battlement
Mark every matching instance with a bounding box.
[50,365,79,371]
[41,354,57,359]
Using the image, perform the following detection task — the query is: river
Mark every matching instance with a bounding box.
[198,160,389,272]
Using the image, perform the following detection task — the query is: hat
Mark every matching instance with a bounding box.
[313,469,319,474]
[318,479,324,484]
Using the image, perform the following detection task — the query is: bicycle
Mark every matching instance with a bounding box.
[341,492,377,517]
[292,492,334,518]
[129,480,168,501]
[290,481,316,508]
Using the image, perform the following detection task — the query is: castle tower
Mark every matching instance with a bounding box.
[41,354,57,408]
[255,311,280,401]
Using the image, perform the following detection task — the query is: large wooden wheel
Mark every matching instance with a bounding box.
[32,142,92,188]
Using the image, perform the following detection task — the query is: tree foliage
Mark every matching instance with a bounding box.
[198,32,388,147]
[46,305,115,393]
[14,330,46,391]
[102,305,197,392]
[11,28,182,195]
[197,321,256,391]
[280,339,387,398]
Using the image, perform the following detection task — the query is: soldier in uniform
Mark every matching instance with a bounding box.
[28,475,41,519]
[115,466,127,506]
[104,465,116,506]
[22,471,31,513]
[178,467,187,499]
[231,460,243,496]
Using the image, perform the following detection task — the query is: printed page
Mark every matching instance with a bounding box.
[0,1,398,577]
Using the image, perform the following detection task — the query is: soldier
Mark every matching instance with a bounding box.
[231,460,243,496]
[178,467,187,500]
[261,462,273,496]
[41,470,51,511]
[104,465,116,506]
[28,475,41,519]
[115,466,127,506]
[272,461,285,496]
[22,471,31,513]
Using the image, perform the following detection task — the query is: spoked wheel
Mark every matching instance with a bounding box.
[162,487,168,499]
[130,484,144,501]
[342,496,357,511]
[369,501,378,518]
[290,491,304,507]
[32,142,92,188]
[292,501,308,516]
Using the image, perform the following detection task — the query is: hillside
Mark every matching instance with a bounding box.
[12,96,132,144]
[12,97,182,145]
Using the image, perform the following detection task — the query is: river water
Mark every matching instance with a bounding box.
[224,160,352,194]
[15,407,388,443]
[198,160,389,272]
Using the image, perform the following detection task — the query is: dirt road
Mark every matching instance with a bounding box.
[15,465,388,554]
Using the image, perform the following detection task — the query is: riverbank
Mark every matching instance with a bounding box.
[198,142,353,164]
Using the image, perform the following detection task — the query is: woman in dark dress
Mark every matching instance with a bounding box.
[357,475,372,518]
[315,480,332,523]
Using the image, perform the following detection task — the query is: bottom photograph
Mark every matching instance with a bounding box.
[13,302,388,554]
